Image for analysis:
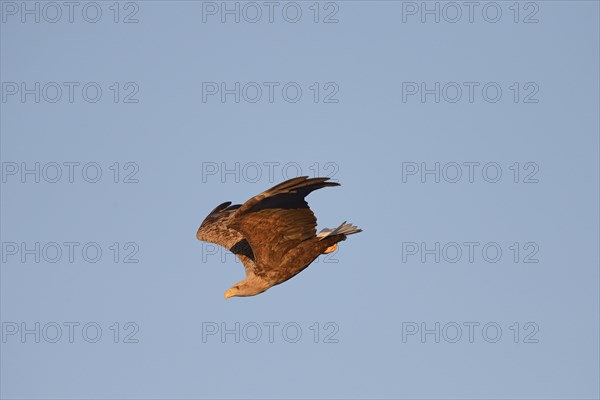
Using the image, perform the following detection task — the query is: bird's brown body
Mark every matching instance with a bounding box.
[196,177,361,298]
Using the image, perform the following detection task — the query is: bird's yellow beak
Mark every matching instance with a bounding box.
[224,289,235,299]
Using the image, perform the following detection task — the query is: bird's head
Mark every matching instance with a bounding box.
[225,277,270,299]
[224,284,243,299]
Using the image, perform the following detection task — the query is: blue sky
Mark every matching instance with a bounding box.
[1,1,599,399]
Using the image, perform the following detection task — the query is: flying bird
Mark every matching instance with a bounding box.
[196,176,361,298]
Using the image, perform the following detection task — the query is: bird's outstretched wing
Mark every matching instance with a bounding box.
[229,176,339,277]
[196,201,241,246]
[196,201,256,275]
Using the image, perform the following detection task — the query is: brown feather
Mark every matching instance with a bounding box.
[229,177,338,280]
[196,176,359,297]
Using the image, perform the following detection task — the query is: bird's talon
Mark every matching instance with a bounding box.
[324,243,338,254]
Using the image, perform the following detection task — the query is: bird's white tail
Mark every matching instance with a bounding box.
[317,221,362,240]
